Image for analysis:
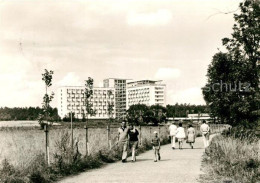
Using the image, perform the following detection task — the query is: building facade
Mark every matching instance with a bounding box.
[57,86,115,119]
[126,80,166,109]
[103,78,131,120]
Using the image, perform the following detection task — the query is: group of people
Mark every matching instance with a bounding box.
[116,120,210,163]
[169,120,210,150]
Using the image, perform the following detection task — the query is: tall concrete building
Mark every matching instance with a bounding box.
[57,86,115,119]
[126,80,166,109]
[103,78,131,119]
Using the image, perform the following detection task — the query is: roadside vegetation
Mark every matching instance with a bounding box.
[201,0,260,182]
[200,129,260,183]
[0,126,170,183]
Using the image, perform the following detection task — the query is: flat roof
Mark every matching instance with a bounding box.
[58,86,115,89]
[127,79,163,83]
[103,78,133,80]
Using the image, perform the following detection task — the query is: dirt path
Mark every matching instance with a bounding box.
[59,137,206,183]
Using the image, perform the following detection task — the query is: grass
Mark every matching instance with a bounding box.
[0,125,170,183]
[0,122,227,183]
[200,134,260,183]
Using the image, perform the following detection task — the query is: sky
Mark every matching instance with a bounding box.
[0,0,242,108]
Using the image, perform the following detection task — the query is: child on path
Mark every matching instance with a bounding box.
[151,131,161,162]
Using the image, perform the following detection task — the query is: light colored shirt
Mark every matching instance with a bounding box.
[118,127,129,142]
[169,124,177,136]
[200,124,210,134]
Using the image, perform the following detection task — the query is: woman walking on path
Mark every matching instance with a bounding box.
[186,124,196,149]
[176,122,186,150]
[128,124,139,162]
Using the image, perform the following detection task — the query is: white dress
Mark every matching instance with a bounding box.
[176,127,186,139]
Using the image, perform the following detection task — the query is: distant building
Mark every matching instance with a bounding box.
[57,86,115,119]
[126,80,166,109]
[168,113,214,123]
[103,78,131,120]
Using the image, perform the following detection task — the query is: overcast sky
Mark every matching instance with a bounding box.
[0,0,242,108]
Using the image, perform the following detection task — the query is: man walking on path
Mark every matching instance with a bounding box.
[200,120,210,148]
[117,121,129,162]
[169,121,177,149]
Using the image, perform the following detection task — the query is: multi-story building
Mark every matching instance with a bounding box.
[103,78,131,120]
[57,86,115,119]
[126,80,166,109]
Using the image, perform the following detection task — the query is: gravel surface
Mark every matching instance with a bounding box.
[59,137,206,183]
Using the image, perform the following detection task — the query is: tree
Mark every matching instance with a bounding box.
[107,90,114,121]
[106,89,114,148]
[150,105,167,126]
[38,69,54,129]
[127,104,168,125]
[203,0,260,128]
[165,104,208,117]
[126,104,149,125]
[84,77,96,156]
[84,77,96,121]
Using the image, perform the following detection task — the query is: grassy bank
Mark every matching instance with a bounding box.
[0,126,170,183]
[200,135,260,183]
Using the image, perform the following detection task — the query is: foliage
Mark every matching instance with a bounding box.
[200,135,260,183]
[221,126,259,142]
[38,69,55,129]
[202,0,260,128]
[166,103,208,117]
[62,112,81,122]
[126,104,167,125]
[107,90,114,120]
[0,107,59,121]
[53,131,81,174]
[127,103,208,125]
[126,104,149,125]
[150,105,167,126]
[0,126,170,183]
[84,77,96,119]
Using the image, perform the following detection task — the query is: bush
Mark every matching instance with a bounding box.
[201,135,260,183]
[221,126,259,143]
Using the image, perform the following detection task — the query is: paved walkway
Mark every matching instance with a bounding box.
[59,137,206,183]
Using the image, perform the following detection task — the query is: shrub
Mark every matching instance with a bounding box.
[201,135,260,183]
[221,126,259,143]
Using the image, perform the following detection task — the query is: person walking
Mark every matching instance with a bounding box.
[169,121,177,149]
[186,124,196,149]
[151,131,161,162]
[200,120,210,148]
[117,121,129,163]
[175,122,186,150]
[128,124,139,162]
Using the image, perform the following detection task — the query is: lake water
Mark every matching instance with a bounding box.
[0,121,60,127]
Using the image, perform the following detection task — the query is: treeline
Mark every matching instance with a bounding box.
[126,103,208,126]
[0,107,60,121]
[166,103,208,117]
